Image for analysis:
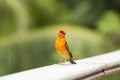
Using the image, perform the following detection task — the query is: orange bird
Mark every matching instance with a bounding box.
[55,30,76,64]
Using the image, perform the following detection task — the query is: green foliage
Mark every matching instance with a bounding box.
[97,10,120,47]
[69,0,106,27]
[58,0,120,28]
[97,11,120,35]
[24,0,70,28]
[0,0,120,36]
[0,0,16,37]
[0,25,114,76]
[0,0,70,36]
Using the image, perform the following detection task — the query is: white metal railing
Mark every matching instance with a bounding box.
[0,50,120,80]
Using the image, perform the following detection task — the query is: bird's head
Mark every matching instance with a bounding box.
[58,30,66,38]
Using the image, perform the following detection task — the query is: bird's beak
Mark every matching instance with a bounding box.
[63,32,66,35]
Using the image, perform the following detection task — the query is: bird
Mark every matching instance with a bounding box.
[55,30,76,64]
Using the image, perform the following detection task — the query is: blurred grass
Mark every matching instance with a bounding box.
[0,25,115,76]
[100,72,120,80]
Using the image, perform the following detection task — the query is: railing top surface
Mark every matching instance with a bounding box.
[0,50,120,80]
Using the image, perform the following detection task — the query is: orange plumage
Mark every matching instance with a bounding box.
[55,30,76,64]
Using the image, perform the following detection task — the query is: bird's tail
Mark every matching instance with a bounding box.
[69,58,76,64]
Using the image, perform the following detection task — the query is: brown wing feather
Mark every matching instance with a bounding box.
[65,42,73,58]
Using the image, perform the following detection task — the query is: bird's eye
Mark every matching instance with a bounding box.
[60,31,63,33]
[60,31,65,34]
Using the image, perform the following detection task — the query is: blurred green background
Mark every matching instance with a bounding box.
[0,0,120,79]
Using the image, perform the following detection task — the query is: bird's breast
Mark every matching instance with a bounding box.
[55,39,66,52]
[55,38,71,59]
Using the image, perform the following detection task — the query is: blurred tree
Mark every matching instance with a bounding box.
[6,0,30,34]
[96,10,120,47]
[70,0,106,28]
[0,0,30,37]
[58,0,120,29]
[0,0,16,37]
[0,0,120,34]
[23,0,70,29]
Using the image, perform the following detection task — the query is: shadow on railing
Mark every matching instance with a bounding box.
[0,50,120,80]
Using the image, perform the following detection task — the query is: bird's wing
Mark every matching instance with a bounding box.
[65,41,73,58]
